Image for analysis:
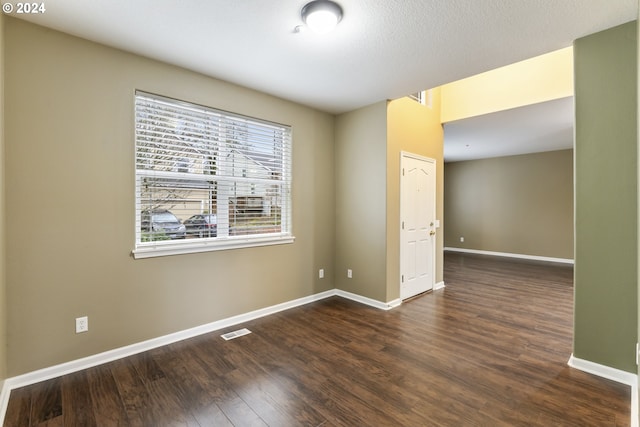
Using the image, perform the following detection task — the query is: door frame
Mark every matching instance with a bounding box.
[399,151,437,300]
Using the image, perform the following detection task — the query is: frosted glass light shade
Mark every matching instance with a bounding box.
[301,1,343,34]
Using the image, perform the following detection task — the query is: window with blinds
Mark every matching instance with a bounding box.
[133,91,293,258]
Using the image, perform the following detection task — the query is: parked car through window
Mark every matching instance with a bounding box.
[141,209,186,241]
[184,214,217,238]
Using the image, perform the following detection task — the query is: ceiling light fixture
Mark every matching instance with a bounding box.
[301,0,343,34]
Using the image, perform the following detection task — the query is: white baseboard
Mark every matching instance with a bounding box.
[444,247,574,265]
[568,354,637,385]
[2,289,333,392]
[2,297,629,426]
[0,287,402,423]
[434,281,445,290]
[335,289,401,311]
[568,354,638,427]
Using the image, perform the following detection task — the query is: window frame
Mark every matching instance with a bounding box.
[132,91,294,259]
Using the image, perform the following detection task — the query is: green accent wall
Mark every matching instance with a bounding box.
[574,21,638,372]
[0,13,7,387]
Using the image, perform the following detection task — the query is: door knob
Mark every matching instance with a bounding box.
[430,230,436,236]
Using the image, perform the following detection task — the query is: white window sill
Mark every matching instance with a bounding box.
[132,234,295,259]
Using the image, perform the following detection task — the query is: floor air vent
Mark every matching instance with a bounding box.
[221,328,252,341]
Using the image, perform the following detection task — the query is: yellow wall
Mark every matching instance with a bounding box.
[441,47,574,123]
[5,18,336,375]
[386,94,444,298]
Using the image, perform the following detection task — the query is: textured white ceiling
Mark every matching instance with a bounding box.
[444,97,574,162]
[13,0,637,114]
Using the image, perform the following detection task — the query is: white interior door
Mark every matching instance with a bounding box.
[400,153,436,300]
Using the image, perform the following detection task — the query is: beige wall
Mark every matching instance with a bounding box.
[387,95,445,297]
[334,102,388,301]
[5,18,336,375]
[444,150,574,259]
[0,13,7,385]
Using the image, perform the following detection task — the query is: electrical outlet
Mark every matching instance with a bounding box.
[347,269,353,279]
[76,316,88,334]
[319,268,324,279]
[460,237,465,243]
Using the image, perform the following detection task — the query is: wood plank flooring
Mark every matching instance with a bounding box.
[4,252,631,426]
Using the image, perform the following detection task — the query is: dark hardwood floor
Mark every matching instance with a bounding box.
[4,252,631,426]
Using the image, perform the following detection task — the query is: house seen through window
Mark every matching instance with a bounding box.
[133,91,293,258]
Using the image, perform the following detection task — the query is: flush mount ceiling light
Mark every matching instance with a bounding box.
[301,0,343,34]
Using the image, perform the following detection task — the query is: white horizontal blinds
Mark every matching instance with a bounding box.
[135,91,292,246]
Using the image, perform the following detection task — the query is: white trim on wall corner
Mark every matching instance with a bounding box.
[388,298,402,309]
[568,354,638,427]
[434,281,445,290]
[567,353,637,385]
[0,287,402,424]
[444,247,574,265]
[0,380,8,426]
